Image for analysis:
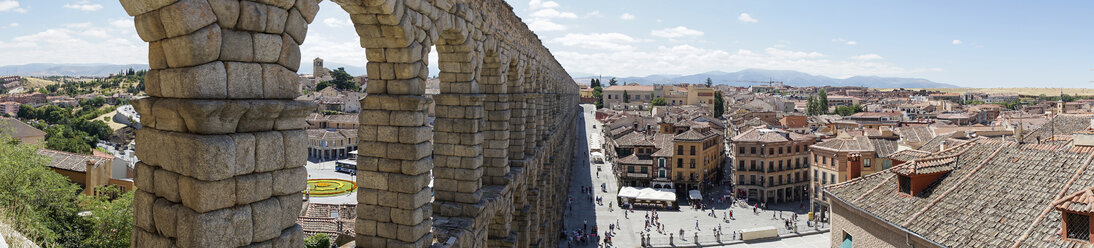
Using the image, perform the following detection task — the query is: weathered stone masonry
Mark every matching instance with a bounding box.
[121,0,578,247]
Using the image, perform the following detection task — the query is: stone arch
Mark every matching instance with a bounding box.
[122,0,581,247]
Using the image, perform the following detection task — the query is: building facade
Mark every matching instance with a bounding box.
[731,128,816,203]
[809,136,883,218]
[671,129,725,190]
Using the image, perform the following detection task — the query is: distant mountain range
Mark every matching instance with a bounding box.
[573,69,961,88]
[0,63,149,77]
[0,64,962,89]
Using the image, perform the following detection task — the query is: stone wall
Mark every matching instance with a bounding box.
[120,0,579,247]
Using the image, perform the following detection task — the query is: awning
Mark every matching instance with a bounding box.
[689,190,702,200]
[618,187,640,199]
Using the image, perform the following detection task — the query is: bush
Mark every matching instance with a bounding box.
[305,233,332,248]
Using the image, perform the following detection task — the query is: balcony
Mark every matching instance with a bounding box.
[625,173,649,178]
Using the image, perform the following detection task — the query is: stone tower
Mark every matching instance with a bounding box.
[313,57,324,77]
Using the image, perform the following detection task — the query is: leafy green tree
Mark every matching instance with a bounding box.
[834,104,865,116]
[714,91,725,118]
[590,78,601,88]
[817,88,829,114]
[705,77,713,87]
[78,187,133,248]
[1062,93,1076,102]
[623,90,630,103]
[592,86,603,109]
[0,138,86,246]
[608,77,618,86]
[651,97,667,106]
[305,233,332,248]
[807,95,817,116]
[315,81,331,91]
[80,96,106,108]
[329,67,359,91]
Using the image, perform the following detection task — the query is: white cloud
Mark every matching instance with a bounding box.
[63,22,92,29]
[528,0,558,10]
[550,33,642,51]
[584,10,602,18]
[0,0,26,12]
[528,18,566,31]
[952,40,962,45]
[650,26,703,38]
[738,13,758,23]
[110,18,133,29]
[0,23,145,65]
[620,13,635,20]
[323,17,352,28]
[851,54,883,60]
[531,9,577,19]
[552,43,923,80]
[832,38,857,45]
[8,22,17,27]
[63,1,102,11]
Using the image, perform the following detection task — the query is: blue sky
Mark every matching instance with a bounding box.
[0,0,1091,88]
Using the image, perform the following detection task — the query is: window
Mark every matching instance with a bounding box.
[738,160,745,170]
[769,148,774,155]
[659,158,666,168]
[796,146,800,153]
[690,146,696,155]
[898,175,911,195]
[750,175,756,185]
[690,173,696,180]
[690,159,696,168]
[628,166,635,173]
[768,176,773,186]
[831,175,836,184]
[677,145,684,155]
[677,172,683,180]
[659,170,666,178]
[822,172,827,184]
[865,159,872,167]
[840,232,853,248]
[641,166,648,173]
[814,170,818,180]
[778,160,783,171]
[751,147,756,154]
[768,161,774,172]
[751,160,756,170]
[738,175,744,184]
[739,147,745,154]
[677,159,683,168]
[822,156,827,165]
[1066,213,1090,241]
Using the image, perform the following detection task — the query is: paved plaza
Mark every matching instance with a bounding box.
[304,160,358,204]
[560,104,829,247]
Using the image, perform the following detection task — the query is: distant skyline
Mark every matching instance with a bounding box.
[0,0,1091,88]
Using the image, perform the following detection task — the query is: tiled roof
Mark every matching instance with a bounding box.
[618,154,653,165]
[298,203,355,236]
[895,126,935,147]
[870,138,899,158]
[1054,186,1094,214]
[0,118,46,139]
[37,149,108,172]
[731,128,813,143]
[812,136,873,152]
[888,149,933,162]
[827,138,1094,247]
[651,134,675,157]
[917,132,956,152]
[892,156,958,175]
[1022,115,1092,143]
[673,129,716,141]
[615,132,651,147]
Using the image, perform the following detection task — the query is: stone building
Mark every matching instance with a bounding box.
[119,0,581,247]
[670,128,724,190]
[731,127,816,203]
[809,136,886,218]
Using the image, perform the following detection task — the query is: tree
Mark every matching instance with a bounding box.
[1062,93,1076,102]
[816,88,829,114]
[592,86,603,109]
[713,91,725,118]
[705,77,713,88]
[608,77,618,86]
[78,187,133,247]
[315,81,332,91]
[651,97,667,106]
[305,233,332,248]
[0,138,86,246]
[326,67,359,91]
[590,78,600,88]
[622,90,630,103]
[834,104,865,116]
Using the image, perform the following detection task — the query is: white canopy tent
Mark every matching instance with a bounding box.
[618,187,676,208]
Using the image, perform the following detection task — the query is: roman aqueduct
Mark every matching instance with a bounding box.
[118,0,580,246]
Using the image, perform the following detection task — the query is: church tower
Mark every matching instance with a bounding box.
[313,57,324,77]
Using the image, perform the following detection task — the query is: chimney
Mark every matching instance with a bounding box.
[848,153,863,180]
